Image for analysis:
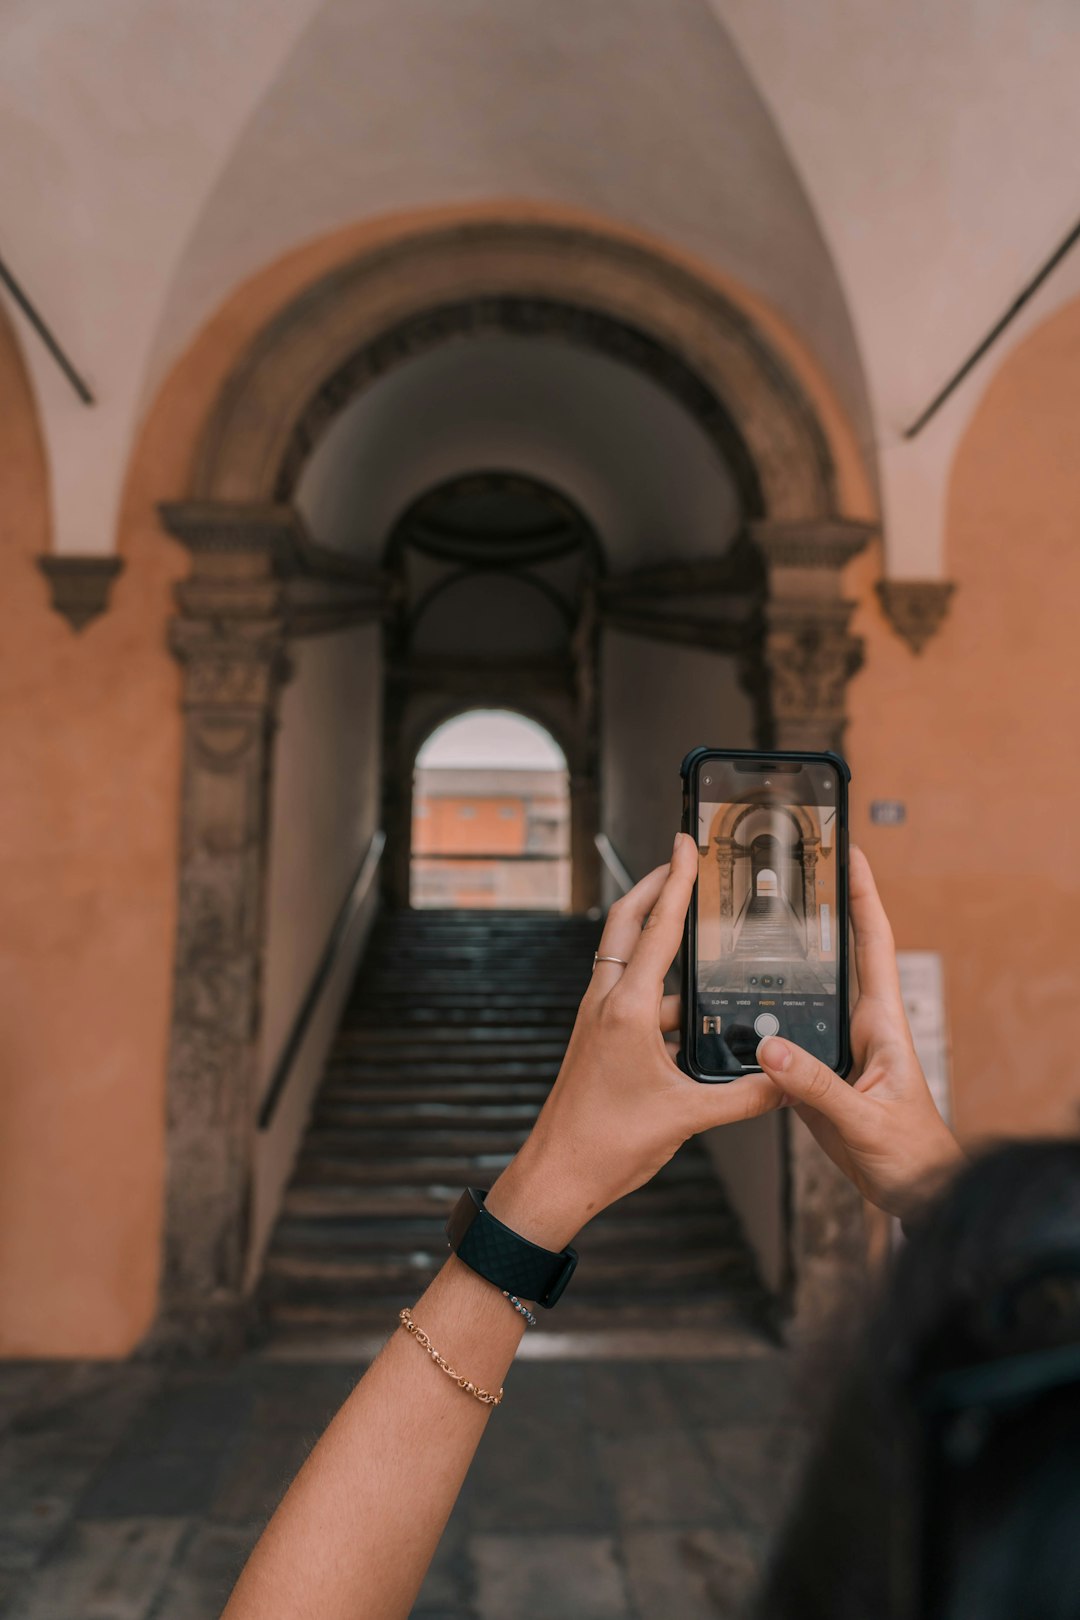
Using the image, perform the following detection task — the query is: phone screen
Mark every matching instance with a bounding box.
[690,756,845,1077]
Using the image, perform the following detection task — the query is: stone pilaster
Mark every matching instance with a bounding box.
[746,520,872,752]
[149,509,294,1352]
[144,502,390,1351]
[715,838,737,955]
[745,518,874,1335]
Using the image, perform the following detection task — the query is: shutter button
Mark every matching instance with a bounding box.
[753,1013,780,1039]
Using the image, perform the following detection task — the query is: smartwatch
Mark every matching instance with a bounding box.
[445,1188,579,1308]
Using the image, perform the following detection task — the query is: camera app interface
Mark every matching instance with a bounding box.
[694,759,841,1073]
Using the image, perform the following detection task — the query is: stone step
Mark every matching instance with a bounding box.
[293,1144,715,1189]
[282,1174,728,1222]
[324,1054,566,1075]
[302,1123,533,1154]
[311,1101,543,1131]
[332,1025,573,1046]
[319,1081,553,1107]
[273,1210,738,1255]
[350,989,587,1006]
[259,1294,771,1347]
[294,1152,518,1186]
[261,1244,756,1294]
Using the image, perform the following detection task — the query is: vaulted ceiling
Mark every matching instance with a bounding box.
[4,0,1079,575]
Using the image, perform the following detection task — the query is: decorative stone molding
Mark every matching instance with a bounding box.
[749,518,875,573]
[161,501,389,637]
[876,579,956,653]
[152,611,288,1353]
[741,519,873,751]
[191,219,837,520]
[741,518,872,1328]
[37,554,123,630]
[148,499,388,1351]
[761,600,864,750]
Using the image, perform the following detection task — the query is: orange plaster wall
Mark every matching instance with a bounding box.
[0,319,183,1355]
[846,296,1080,1142]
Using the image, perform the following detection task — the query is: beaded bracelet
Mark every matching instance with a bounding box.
[502,1290,538,1327]
[398,1307,504,1406]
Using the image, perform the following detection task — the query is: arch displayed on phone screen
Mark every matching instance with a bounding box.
[695,760,840,1069]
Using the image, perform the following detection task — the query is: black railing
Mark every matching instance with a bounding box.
[257,828,386,1131]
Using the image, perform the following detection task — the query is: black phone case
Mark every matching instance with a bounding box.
[678,746,853,1083]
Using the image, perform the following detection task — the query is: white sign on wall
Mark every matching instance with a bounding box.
[896,950,952,1125]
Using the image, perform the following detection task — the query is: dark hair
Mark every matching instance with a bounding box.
[757,1141,1080,1620]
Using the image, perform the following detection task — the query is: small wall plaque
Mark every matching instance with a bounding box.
[870,800,906,826]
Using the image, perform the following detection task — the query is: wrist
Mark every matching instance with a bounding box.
[486,1144,593,1251]
[892,1133,966,1223]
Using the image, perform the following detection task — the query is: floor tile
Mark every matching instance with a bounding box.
[149,1522,261,1620]
[8,1518,186,1620]
[469,1366,609,1531]
[700,1424,806,1535]
[593,1428,739,1529]
[471,1532,629,1620]
[621,1526,761,1619]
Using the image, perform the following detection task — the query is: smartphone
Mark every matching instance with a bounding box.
[679,747,851,1082]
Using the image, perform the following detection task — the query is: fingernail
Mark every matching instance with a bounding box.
[757,1036,790,1071]
[672,831,682,856]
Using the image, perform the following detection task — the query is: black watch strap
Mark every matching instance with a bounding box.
[445,1188,578,1309]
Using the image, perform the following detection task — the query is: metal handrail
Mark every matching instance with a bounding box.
[412,850,567,863]
[257,828,386,1131]
[593,833,635,897]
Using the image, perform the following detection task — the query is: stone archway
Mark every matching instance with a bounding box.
[154,217,875,1346]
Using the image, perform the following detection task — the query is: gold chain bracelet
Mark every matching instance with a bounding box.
[398,1307,504,1407]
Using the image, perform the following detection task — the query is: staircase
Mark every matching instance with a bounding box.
[257,908,774,1353]
[735,896,805,960]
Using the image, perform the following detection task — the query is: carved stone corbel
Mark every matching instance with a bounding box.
[875,579,956,653]
[37,555,124,630]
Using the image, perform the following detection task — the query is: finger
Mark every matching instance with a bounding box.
[621,833,697,997]
[849,846,903,1007]
[755,1035,861,1130]
[685,1073,784,1133]
[659,993,681,1033]
[589,862,670,996]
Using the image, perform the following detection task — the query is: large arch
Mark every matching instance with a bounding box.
[153,213,875,1346]
[190,218,836,521]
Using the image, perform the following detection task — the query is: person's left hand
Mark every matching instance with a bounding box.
[486,832,782,1248]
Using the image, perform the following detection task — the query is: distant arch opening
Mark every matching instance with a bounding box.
[411,709,571,909]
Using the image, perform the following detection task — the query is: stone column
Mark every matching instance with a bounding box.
[747,521,870,752]
[801,837,820,958]
[715,838,737,955]
[745,518,874,1336]
[146,503,387,1352]
[150,512,292,1351]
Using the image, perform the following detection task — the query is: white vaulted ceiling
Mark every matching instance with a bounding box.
[3,0,1079,574]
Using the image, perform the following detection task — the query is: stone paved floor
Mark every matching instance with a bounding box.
[0,1351,810,1619]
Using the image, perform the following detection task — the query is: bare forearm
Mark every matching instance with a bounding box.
[222,1255,525,1620]
[221,1152,582,1620]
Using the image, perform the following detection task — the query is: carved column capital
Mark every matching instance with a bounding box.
[741,518,871,752]
[875,579,956,653]
[762,600,864,751]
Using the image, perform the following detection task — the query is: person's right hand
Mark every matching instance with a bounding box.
[755,846,964,1220]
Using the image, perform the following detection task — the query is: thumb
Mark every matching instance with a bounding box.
[756,1036,858,1129]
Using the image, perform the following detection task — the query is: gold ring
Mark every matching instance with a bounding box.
[593,953,629,970]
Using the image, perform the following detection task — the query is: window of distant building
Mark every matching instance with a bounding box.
[411,710,570,911]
